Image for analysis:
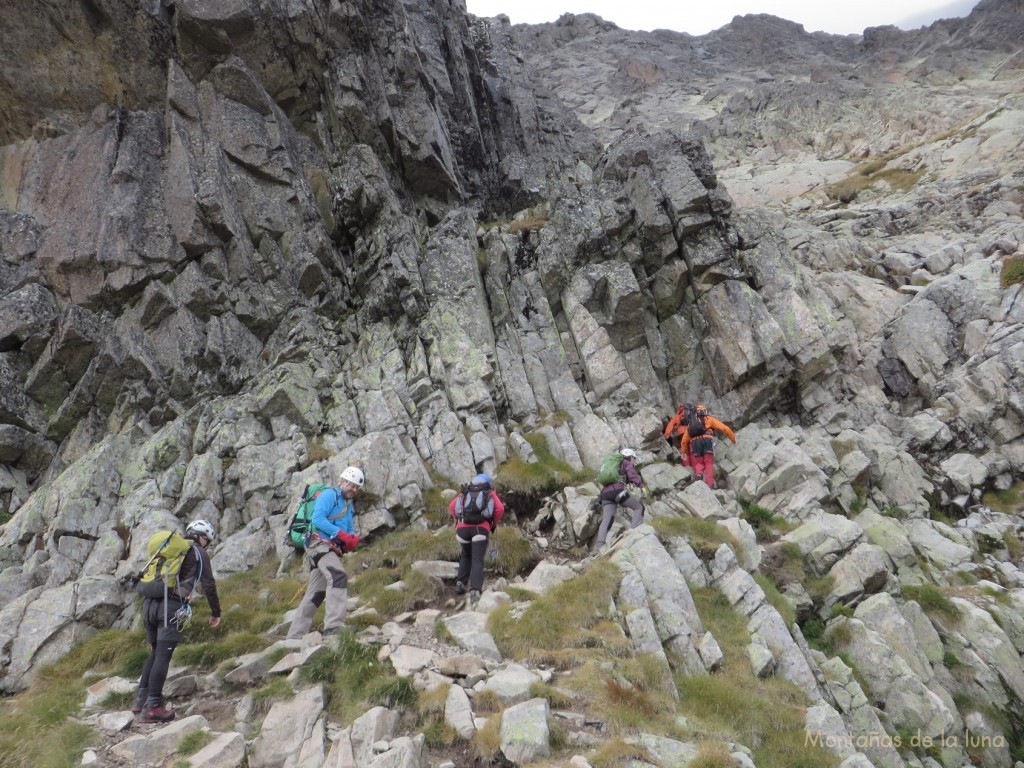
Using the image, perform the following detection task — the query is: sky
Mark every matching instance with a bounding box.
[463,0,978,36]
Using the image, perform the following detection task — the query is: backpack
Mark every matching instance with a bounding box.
[286,483,329,551]
[597,452,624,485]
[455,482,495,525]
[135,531,196,599]
[687,407,708,438]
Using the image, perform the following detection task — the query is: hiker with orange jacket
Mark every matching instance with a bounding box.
[663,403,736,488]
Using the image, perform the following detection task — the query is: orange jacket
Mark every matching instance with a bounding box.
[664,410,736,454]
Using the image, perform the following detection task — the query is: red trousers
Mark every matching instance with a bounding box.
[689,437,717,488]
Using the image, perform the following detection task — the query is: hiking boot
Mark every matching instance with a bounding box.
[469,589,481,608]
[454,581,467,595]
[131,689,148,715]
[139,706,175,723]
[322,627,342,638]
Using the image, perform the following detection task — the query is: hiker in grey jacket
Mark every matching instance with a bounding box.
[595,449,647,548]
[133,520,221,724]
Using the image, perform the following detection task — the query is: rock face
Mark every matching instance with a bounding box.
[1,1,1024,764]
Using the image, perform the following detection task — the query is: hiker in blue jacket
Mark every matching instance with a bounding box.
[287,466,363,639]
[595,449,647,549]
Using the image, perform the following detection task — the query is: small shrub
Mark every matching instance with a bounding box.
[801,618,825,644]
[1001,255,1024,288]
[943,651,962,668]
[177,729,215,756]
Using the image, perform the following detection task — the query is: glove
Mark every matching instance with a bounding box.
[335,532,360,552]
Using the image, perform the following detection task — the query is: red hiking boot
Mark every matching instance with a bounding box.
[139,706,175,723]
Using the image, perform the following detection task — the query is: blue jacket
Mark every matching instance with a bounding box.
[311,488,355,538]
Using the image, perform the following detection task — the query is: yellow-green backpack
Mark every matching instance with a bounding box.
[135,531,194,599]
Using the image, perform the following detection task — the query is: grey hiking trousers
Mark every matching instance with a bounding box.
[287,543,349,639]
[596,494,644,547]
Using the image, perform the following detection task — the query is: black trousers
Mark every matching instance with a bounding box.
[455,525,490,592]
[138,596,183,706]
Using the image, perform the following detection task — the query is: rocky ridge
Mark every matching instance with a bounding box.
[0,0,1023,766]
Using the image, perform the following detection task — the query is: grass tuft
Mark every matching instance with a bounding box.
[651,515,737,558]
[298,631,410,722]
[1001,255,1024,288]
[903,584,962,621]
[177,729,215,756]
[489,563,620,660]
[588,739,659,768]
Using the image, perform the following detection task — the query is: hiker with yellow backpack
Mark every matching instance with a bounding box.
[131,519,221,723]
[663,403,736,489]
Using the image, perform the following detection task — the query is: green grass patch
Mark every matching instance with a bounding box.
[420,484,455,529]
[251,677,295,715]
[679,588,840,768]
[349,528,460,573]
[753,574,796,626]
[489,563,621,663]
[563,654,678,735]
[588,738,660,768]
[804,575,835,602]
[528,681,575,709]
[982,482,1024,515]
[298,631,411,722]
[741,503,792,542]
[488,526,534,578]
[689,743,739,768]
[496,438,587,496]
[473,713,503,760]
[1001,255,1024,288]
[417,684,457,747]
[903,584,962,622]
[100,690,134,710]
[177,729,215,756]
[360,568,445,615]
[652,515,737,559]
[174,631,271,669]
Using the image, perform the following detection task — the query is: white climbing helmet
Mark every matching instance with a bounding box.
[340,466,365,487]
[620,448,638,459]
[185,519,216,541]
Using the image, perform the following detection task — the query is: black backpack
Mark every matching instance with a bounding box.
[455,482,495,525]
[687,407,708,438]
